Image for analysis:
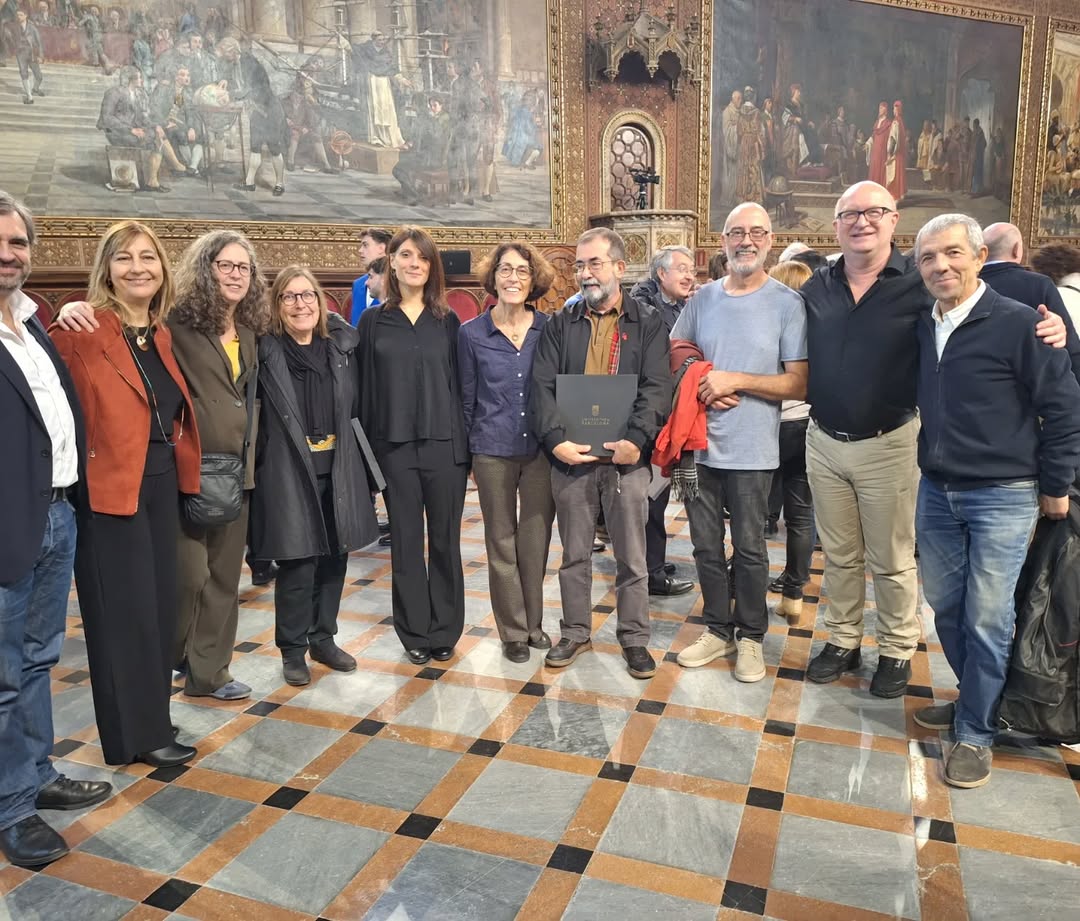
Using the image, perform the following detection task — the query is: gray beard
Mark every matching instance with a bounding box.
[582,284,607,308]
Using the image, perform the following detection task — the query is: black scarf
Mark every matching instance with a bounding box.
[281,333,335,438]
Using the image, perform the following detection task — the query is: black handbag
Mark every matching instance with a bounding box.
[183,361,258,526]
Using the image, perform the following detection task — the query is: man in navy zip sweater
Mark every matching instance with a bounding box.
[911,213,1080,790]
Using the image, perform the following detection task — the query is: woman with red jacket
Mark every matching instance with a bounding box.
[51,221,202,768]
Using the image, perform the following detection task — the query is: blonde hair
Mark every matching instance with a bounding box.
[269,265,329,339]
[87,220,174,328]
[768,260,813,291]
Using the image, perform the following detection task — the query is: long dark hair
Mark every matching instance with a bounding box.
[171,230,270,336]
[383,225,449,319]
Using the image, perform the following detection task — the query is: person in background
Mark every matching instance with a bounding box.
[350,228,390,325]
[459,241,556,662]
[766,259,816,620]
[1031,243,1080,335]
[357,227,469,665]
[50,221,201,768]
[707,251,727,281]
[250,267,379,686]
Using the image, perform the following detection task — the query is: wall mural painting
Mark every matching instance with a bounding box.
[1040,26,1080,238]
[0,0,554,231]
[706,0,1026,238]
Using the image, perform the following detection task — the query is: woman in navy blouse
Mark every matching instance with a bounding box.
[458,242,557,662]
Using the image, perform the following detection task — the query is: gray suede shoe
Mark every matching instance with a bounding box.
[914,702,955,731]
[945,743,992,788]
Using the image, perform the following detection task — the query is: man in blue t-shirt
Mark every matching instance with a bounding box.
[672,202,808,682]
[350,228,391,325]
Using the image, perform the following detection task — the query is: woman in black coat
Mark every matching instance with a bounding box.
[249,266,380,686]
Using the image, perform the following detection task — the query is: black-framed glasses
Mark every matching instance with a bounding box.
[496,264,532,280]
[214,259,253,276]
[835,207,894,226]
[280,290,317,305]
[572,258,615,275]
[724,227,770,242]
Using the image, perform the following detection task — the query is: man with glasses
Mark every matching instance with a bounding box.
[529,228,672,679]
[673,203,807,682]
[801,181,1066,699]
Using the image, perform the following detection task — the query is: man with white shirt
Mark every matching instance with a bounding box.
[911,214,1080,788]
[0,192,111,868]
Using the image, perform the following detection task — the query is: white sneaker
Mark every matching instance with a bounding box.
[735,638,766,682]
[676,631,737,668]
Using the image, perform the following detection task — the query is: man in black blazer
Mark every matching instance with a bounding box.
[981,222,1080,384]
[0,191,111,869]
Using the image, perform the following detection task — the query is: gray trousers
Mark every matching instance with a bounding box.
[473,453,555,643]
[551,464,651,647]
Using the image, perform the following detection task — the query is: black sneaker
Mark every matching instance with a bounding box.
[869,655,910,698]
[310,641,357,672]
[623,646,656,679]
[807,643,862,683]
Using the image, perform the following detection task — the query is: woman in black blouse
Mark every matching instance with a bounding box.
[357,226,469,665]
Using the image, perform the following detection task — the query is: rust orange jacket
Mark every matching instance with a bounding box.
[50,310,201,515]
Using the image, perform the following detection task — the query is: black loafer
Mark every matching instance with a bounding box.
[282,656,311,686]
[406,648,431,665]
[545,637,590,668]
[0,815,68,868]
[379,534,392,547]
[623,646,656,679]
[310,641,357,672]
[807,643,862,683]
[663,562,677,575]
[528,631,552,650]
[431,646,454,662]
[251,561,278,586]
[134,742,197,768]
[35,776,112,811]
[503,642,530,663]
[870,655,911,699]
[768,573,789,593]
[648,576,694,596]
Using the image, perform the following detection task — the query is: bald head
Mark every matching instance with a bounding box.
[723,202,773,279]
[835,181,896,216]
[982,223,1023,263]
[724,201,772,234]
[832,181,899,266]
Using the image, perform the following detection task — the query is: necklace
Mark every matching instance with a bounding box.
[124,329,175,447]
[134,325,150,351]
[496,308,531,346]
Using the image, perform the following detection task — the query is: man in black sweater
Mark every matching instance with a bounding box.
[911,214,1080,790]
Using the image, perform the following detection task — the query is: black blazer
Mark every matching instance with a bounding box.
[0,313,86,585]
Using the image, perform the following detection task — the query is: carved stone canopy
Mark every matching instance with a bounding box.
[587,0,702,98]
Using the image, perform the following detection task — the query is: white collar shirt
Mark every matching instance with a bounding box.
[932,280,985,360]
[0,290,79,487]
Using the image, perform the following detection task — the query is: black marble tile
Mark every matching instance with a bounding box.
[467,738,503,758]
[722,880,768,915]
[380,616,395,625]
[518,681,547,697]
[788,627,814,638]
[764,719,796,737]
[635,699,667,716]
[916,739,944,760]
[917,641,928,652]
[1067,763,1080,782]
[467,626,493,637]
[592,604,615,614]
[416,667,446,681]
[245,701,280,716]
[547,843,592,874]
[263,786,309,810]
[777,667,805,682]
[906,684,934,699]
[352,578,374,586]
[59,669,91,684]
[686,615,706,625]
[233,641,261,654]
[350,718,386,736]
[598,761,635,782]
[147,764,190,783]
[51,738,84,758]
[395,813,441,840]
[143,878,200,911]
[922,817,957,844]
[746,787,784,811]
[802,595,819,604]
[662,651,680,663]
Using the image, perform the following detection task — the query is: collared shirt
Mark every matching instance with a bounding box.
[585,294,623,374]
[802,245,933,434]
[932,281,984,359]
[458,307,546,457]
[0,291,78,487]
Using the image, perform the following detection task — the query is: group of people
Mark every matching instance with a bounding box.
[3,177,1080,871]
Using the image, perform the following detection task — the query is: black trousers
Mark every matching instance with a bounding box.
[645,482,672,580]
[378,439,467,651]
[74,463,178,764]
[274,475,348,657]
[778,419,815,593]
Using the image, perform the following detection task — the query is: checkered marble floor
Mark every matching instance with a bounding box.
[3,488,1079,920]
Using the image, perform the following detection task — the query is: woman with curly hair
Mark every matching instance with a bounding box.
[57,229,270,701]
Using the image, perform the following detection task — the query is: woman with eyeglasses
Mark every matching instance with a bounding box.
[357,226,469,665]
[50,221,202,767]
[458,242,556,662]
[55,230,271,703]
[249,267,379,686]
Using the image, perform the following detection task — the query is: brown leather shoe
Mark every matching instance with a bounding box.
[544,637,591,668]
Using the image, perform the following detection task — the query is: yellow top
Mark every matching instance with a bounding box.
[223,337,241,381]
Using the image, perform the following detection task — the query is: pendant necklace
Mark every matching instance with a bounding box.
[134,325,150,351]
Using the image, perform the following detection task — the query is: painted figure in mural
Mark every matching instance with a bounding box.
[781,84,822,174]
[867,101,890,187]
[971,117,987,194]
[826,105,855,156]
[393,95,451,205]
[476,63,502,202]
[80,5,111,73]
[349,31,407,148]
[917,120,932,170]
[156,32,214,90]
[216,37,289,197]
[927,120,944,186]
[31,0,54,26]
[958,116,974,192]
[203,8,226,48]
[760,96,776,177]
[735,86,765,204]
[12,9,44,105]
[990,125,1008,199]
[885,100,906,202]
[132,26,155,87]
[721,88,742,203]
[502,88,543,170]
[447,58,484,205]
[149,65,204,176]
[283,75,337,174]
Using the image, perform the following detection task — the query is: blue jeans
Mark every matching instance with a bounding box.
[0,499,76,830]
[915,478,1039,747]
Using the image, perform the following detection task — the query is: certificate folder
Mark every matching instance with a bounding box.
[556,374,637,458]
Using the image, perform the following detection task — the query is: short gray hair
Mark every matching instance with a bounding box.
[577,227,625,262]
[914,213,984,260]
[650,245,694,281]
[0,190,35,245]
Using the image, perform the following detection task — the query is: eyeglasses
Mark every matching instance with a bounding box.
[835,207,894,226]
[663,264,696,277]
[573,258,616,275]
[723,227,770,242]
[214,259,253,276]
[496,264,532,280]
[280,290,317,305]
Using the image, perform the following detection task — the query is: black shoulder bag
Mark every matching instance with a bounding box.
[183,362,259,526]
